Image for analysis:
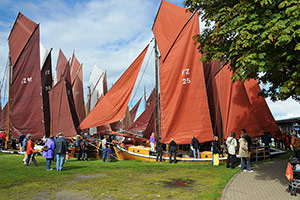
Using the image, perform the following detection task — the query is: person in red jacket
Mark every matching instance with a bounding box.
[25,135,38,166]
[0,131,6,150]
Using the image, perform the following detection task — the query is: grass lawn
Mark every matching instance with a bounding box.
[0,153,238,200]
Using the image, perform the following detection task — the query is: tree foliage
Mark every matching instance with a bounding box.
[184,0,300,101]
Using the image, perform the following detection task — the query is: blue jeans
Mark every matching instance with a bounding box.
[193,149,200,159]
[240,157,252,171]
[46,158,52,170]
[56,154,65,171]
[102,148,106,162]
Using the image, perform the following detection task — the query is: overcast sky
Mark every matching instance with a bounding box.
[0,0,299,120]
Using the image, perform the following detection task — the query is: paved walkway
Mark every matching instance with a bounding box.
[221,159,298,200]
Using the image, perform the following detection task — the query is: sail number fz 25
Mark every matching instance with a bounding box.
[182,69,191,85]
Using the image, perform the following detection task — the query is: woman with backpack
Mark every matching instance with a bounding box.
[226,132,237,169]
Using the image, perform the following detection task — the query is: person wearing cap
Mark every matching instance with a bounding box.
[54,132,68,171]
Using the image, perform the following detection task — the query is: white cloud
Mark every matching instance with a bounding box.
[266,98,300,120]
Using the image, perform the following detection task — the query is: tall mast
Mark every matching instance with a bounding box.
[5,58,12,149]
[154,40,160,141]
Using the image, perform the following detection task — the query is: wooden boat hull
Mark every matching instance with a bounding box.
[113,145,227,163]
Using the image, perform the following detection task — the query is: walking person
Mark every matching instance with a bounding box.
[26,135,38,166]
[156,138,163,162]
[191,136,201,159]
[81,137,89,161]
[106,144,112,162]
[212,136,221,166]
[150,133,155,153]
[22,134,30,164]
[226,132,237,169]
[42,136,55,171]
[169,138,177,163]
[54,132,68,171]
[239,133,253,172]
[102,136,107,162]
[75,136,82,161]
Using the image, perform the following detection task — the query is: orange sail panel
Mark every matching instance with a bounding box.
[8,12,37,67]
[152,0,191,61]
[56,49,69,82]
[153,6,214,144]
[79,46,149,129]
[10,26,44,139]
[244,79,280,137]
[49,79,78,138]
[215,66,263,138]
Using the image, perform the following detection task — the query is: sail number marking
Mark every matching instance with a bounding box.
[21,77,33,84]
[182,69,191,85]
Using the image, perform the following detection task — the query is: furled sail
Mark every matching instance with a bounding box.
[153,1,214,144]
[215,65,262,138]
[49,78,78,137]
[41,46,53,138]
[244,79,280,137]
[79,45,149,129]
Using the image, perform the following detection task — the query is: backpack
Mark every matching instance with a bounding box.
[81,141,86,149]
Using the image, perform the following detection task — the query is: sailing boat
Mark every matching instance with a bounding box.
[80,0,279,162]
[2,12,52,142]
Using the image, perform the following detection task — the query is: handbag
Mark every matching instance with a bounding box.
[42,145,48,152]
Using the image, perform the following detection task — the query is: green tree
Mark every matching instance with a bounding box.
[184,0,300,101]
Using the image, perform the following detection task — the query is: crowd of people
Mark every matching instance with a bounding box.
[1,128,299,172]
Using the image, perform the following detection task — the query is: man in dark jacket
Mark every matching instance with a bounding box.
[54,132,68,171]
[156,138,164,162]
[81,137,89,161]
[169,138,177,163]
[242,129,252,151]
[75,136,82,161]
[191,136,201,159]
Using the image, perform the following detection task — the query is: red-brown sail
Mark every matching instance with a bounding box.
[244,79,280,137]
[215,65,262,138]
[49,79,78,138]
[153,2,214,144]
[0,103,8,130]
[41,49,53,138]
[130,97,142,121]
[72,65,86,123]
[10,25,44,139]
[56,49,69,82]
[79,46,149,129]
[8,12,37,67]
[152,0,190,61]
[70,53,80,83]
[128,100,155,132]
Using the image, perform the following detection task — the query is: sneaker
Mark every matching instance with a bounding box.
[248,170,254,173]
[47,168,53,171]
[238,164,241,167]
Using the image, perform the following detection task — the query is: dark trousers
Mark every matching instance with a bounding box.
[296,150,300,160]
[81,150,88,160]
[156,151,163,162]
[77,149,82,160]
[169,150,176,163]
[226,153,236,169]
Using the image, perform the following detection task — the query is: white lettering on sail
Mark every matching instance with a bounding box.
[182,68,191,85]
[45,86,51,91]
[21,77,33,84]
[45,70,51,75]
